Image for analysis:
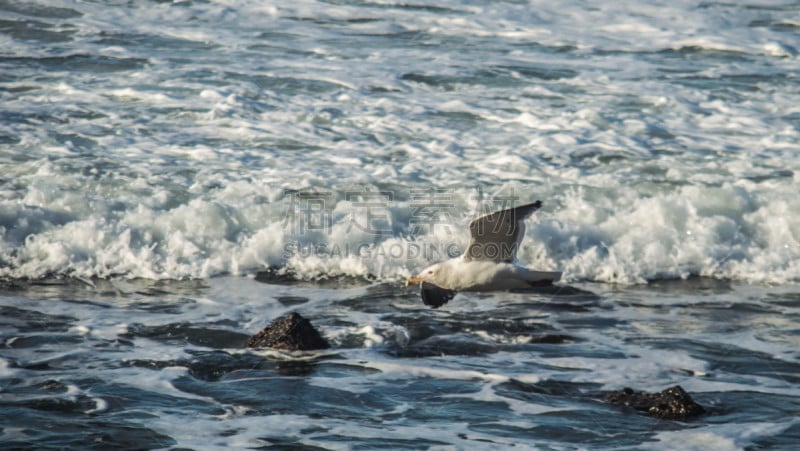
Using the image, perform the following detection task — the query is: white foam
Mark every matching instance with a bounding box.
[85,396,109,415]
[443,380,571,416]
[112,365,214,402]
[364,358,510,383]
[0,358,17,378]
[2,176,798,284]
[650,421,795,451]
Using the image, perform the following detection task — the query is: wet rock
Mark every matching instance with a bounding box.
[527,334,576,344]
[244,313,330,351]
[605,385,706,420]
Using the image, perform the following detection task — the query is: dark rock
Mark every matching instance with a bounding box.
[605,385,706,420]
[528,334,576,344]
[244,313,330,351]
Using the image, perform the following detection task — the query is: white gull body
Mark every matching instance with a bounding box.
[407,200,561,308]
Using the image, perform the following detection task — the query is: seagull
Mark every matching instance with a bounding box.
[406,200,561,308]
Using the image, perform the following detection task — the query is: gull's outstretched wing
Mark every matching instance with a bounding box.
[464,200,542,263]
[420,282,456,308]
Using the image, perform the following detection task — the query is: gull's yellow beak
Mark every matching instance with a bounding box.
[406,275,423,287]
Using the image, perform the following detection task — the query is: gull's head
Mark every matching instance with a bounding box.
[406,262,443,287]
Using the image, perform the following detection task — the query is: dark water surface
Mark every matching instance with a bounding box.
[2,277,799,449]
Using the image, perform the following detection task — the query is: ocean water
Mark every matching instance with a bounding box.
[1,0,799,449]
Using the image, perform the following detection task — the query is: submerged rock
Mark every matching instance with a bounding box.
[244,313,330,351]
[605,385,706,420]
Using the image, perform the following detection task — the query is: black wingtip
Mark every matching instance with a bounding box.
[520,200,542,213]
[420,282,456,308]
[508,200,542,219]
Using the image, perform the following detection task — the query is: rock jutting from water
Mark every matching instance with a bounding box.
[605,385,706,420]
[244,312,330,351]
